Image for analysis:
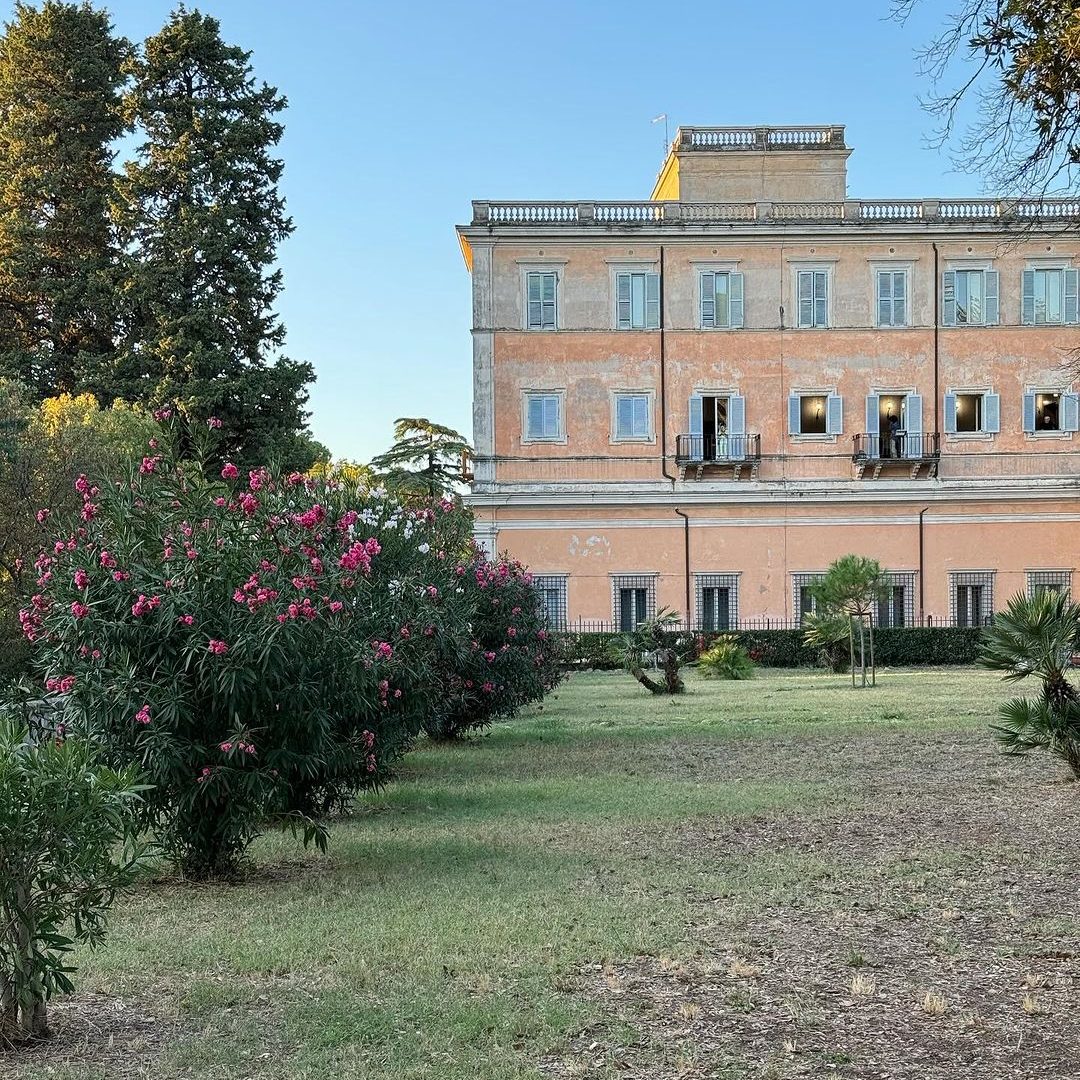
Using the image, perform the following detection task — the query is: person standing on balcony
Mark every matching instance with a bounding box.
[716,423,729,461]
[888,413,901,459]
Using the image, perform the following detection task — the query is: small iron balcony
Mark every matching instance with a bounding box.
[852,432,940,478]
[675,433,761,479]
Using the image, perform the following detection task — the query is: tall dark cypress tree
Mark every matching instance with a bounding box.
[117,6,315,467]
[0,2,129,397]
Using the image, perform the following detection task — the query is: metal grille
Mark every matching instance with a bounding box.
[611,575,657,633]
[792,573,826,624]
[695,574,740,631]
[1027,570,1072,599]
[532,575,568,630]
[950,571,995,627]
[877,572,916,628]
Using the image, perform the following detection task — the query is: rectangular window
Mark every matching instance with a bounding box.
[788,393,842,436]
[951,572,994,628]
[524,392,562,441]
[532,575,568,630]
[696,574,739,631]
[1022,267,1079,325]
[796,270,828,328]
[526,271,557,330]
[1027,570,1071,600]
[612,575,656,633]
[616,271,659,330]
[944,391,1001,435]
[614,393,651,441]
[699,271,744,329]
[876,270,908,327]
[1024,391,1079,434]
[943,269,999,326]
[876,573,916,628]
[792,573,825,624]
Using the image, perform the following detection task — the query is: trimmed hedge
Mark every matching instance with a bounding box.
[557,626,984,670]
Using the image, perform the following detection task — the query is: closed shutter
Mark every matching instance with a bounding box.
[983,393,1000,433]
[1065,269,1079,325]
[984,270,999,325]
[729,272,744,328]
[892,271,907,326]
[645,272,660,329]
[1063,393,1080,432]
[904,393,923,458]
[527,395,544,439]
[1023,392,1036,433]
[865,394,879,458]
[942,270,956,325]
[700,272,715,328]
[541,273,556,329]
[1022,270,1036,325]
[814,271,827,326]
[616,272,632,330]
[788,395,801,435]
[826,393,843,436]
[877,271,892,326]
[616,395,633,438]
[527,273,542,329]
[943,393,957,434]
[798,271,813,327]
[543,395,560,438]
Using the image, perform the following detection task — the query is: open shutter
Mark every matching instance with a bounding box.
[616,273,632,330]
[728,395,746,460]
[787,395,801,436]
[544,395,560,438]
[688,394,703,461]
[983,393,1000,433]
[700,272,715,328]
[645,272,660,329]
[1023,392,1036,433]
[984,270,999,325]
[1022,270,1036,325]
[943,393,957,434]
[826,393,843,436]
[729,272,744,328]
[541,273,556,329]
[1063,393,1080,432]
[865,394,879,458]
[942,270,956,325]
[1065,269,1079,324]
[904,394,923,458]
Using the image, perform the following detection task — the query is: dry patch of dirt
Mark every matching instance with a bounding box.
[547,728,1080,1079]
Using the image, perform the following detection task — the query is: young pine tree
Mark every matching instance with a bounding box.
[116,8,315,468]
[0,2,130,398]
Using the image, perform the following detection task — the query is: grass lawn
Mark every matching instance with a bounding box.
[4,667,1079,1079]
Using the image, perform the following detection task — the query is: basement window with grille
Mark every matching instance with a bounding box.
[532,575,568,630]
[792,573,825,624]
[695,574,740,631]
[612,575,657,633]
[950,571,995,628]
[876,573,916,628]
[1027,570,1071,600]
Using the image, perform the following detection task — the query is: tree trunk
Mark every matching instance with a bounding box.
[660,649,685,694]
[629,664,664,694]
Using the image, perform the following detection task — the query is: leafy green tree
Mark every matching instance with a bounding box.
[981,589,1080,777]
[370,417,473,499]
[0,1,130,398]
[894,1,1080,194]
[811,556,890,687]
[0,707,144,1042]
[114,8,315,468]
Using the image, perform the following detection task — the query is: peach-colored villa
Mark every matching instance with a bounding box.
[456,125,1079,631]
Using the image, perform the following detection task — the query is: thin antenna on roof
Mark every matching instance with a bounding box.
[651,114,669,162]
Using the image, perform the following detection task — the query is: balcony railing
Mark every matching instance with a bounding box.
[675,433,761,464]
[852,432,941,462]
[471,198,1080,226]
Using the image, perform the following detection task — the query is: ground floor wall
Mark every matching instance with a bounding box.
[468,492,1080,628]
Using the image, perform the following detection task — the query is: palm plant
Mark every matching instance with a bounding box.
[980,590,1080,777]
[608,608,686,694]
[801,610,851,674]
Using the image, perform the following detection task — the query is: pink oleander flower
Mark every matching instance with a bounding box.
[221,462,239,480]
[74,474,90,495]
[179,614,195,626]
[207,416,223,429]
[140,455,161,474]
[134,704,151,725]
[100,550,117,568]
[372,640,393,660]
[152,407,172,421]
[219,741,233,752]
[36,508,49,524]
[80,502,99,521]
[484,651,496,663]
[113,570,130,582]
[71,601,89,619]
[239,493,259,516]
[208,639,229,655]
[507,627,517,638]
[482,681,495,693]
[73,568,89,589]
[196,766,212,783]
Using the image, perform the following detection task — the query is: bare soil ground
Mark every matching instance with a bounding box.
[548,729,1080,1080]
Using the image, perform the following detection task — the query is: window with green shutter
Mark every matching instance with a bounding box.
[699,271,744,328]
[616,271,660,330]
[526,271,557,330]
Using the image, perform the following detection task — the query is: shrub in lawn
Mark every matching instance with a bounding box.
[423,555,562,740]
[609,608,687,694]
[0,703,144,1042]
[980,590,1080,777]
[801,611,852,673]
[697,635,756,680]
[20,413,473,878]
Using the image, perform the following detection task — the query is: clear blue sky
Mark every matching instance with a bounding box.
[74,1,985,462]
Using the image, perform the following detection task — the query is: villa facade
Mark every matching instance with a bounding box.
[455,125,1080,631]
